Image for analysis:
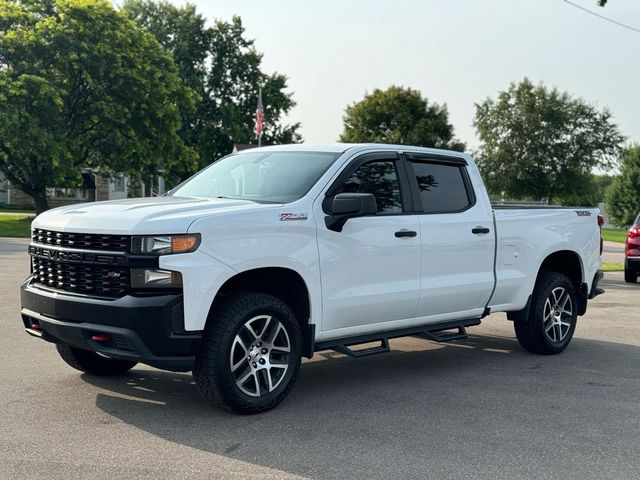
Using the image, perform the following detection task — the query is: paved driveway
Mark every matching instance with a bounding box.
[602,240,625,264]
[1,237,639,479]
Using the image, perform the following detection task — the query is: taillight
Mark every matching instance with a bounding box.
[626,225,640,257]
[598,214,604,255]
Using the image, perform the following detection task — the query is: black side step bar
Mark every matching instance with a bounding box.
[315,318,481,358]
[415,326,468,343]
[333,338,390,358]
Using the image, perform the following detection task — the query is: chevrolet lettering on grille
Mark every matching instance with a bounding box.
[28,245,126,266]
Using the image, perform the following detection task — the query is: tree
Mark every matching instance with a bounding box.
[0,0,196,213]
[339,86,465,151]
[123,1,301,171]
[606,145,640,226]
[474,78,624,204]
[557,174,613,207]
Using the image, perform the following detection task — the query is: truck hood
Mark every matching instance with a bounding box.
[32,196,278,234]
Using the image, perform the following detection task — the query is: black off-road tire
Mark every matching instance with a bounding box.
[514,271,578,355]
[193,292,302,414]
[56,344,137,375]
[624,268,637,284]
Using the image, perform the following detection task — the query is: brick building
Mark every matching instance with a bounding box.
[0,170,165,210]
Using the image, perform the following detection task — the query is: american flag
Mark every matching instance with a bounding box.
[254,88,265,139]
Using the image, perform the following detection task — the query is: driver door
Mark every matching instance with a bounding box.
[315,152,421,336]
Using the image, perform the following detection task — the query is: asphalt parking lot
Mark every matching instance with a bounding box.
[1,237,639,480]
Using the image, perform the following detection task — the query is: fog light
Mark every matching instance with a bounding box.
[131,268,182,289]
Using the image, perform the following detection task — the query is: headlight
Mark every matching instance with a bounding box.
[131,234,200,255]
[131,268,183,289]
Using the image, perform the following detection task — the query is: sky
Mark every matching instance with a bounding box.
[164,0,640,150]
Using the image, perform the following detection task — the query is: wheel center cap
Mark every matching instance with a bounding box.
[249,346,261,360]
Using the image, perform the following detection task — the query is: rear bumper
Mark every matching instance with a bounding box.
[588,269,605,299]
[626,257,640,272]
[20,278,201,372]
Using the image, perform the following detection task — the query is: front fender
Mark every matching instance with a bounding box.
[159,251,237,331]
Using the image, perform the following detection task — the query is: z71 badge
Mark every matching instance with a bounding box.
[280,213,308,221]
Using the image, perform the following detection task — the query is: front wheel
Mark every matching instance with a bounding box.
[624,268,637,284]
[514,271,578,355]
[56,344,137,375]
[193,292,302,414]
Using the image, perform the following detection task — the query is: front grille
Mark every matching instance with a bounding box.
[32,257,129,297]
[32,229,130,252]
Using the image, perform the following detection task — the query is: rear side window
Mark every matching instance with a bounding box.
[410,161,472,214]
[333,160,403,214]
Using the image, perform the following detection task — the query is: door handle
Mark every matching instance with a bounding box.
[395,230,417,238]
[472,226,491,234]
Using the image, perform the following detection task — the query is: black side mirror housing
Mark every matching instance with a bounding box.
[325,193,377,232]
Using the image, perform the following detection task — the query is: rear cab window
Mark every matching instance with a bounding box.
[408,160,474,214]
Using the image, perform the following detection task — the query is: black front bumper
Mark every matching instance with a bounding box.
[20,279,201,372]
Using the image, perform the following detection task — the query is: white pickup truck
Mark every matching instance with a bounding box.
[20,144,604,413]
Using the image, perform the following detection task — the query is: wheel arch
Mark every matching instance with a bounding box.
[539,249,584,288]
[207,267,315,357]
[508,249,587,321]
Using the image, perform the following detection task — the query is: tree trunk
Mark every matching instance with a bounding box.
[31,189,49,215]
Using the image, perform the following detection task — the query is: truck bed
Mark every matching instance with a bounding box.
[488,207,601,313]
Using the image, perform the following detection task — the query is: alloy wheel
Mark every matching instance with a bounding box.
[229,315,291,397]
[543,287,573,343]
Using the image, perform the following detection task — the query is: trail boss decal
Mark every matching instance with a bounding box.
[280,213,308,221]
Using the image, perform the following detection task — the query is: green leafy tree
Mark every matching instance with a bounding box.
[0,0,196,213]
[123,1,301,171]
[606,145,640,226]
[339,86,465,151]
[474,78,624,204]
[558,174,613,207]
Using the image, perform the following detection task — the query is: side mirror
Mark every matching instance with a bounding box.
[325,193,377,232]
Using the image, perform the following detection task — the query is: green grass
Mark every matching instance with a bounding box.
[601,262,624,272]
[0,214,33,237]
[0,203,35,213]
[602,228,628,244]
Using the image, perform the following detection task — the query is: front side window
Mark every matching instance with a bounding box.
[411,161,471,214]
[170,151,340,203]
[334,160,403,214]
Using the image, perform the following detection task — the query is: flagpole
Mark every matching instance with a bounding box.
[257,87,263,147]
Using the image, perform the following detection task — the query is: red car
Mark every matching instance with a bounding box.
[625,214,640,283]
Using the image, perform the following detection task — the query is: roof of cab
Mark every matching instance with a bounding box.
[233,143,354,154]
[233,143,468,157]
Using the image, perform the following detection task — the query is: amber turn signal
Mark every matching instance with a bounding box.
[171,234,200,254]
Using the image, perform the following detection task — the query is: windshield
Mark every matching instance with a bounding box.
[170,151,341,203]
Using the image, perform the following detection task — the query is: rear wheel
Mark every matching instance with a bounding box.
[56,344,137,375]
[514,271,578,355]
[624,268,637,283]
[193,292,302,414]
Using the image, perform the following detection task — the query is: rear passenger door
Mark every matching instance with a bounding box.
[405,154,495,320]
